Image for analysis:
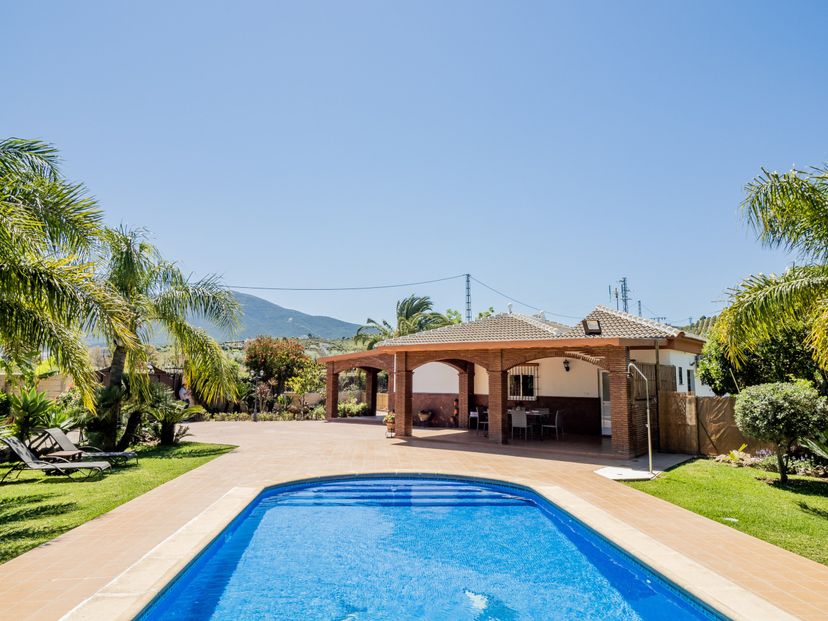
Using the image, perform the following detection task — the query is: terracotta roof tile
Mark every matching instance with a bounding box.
[377,313,570,347]
[560,305,683,339]
[373,306,702,348]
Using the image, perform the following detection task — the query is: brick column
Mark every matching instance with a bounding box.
[386,370,395,413]
[394,353,413,436]
[364,368,378,416]
[458,364,474,429]
[325,365,339,421]
[607,348,633,456]
[488,369,508,444]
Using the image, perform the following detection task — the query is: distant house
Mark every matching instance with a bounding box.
[320,306,712,458]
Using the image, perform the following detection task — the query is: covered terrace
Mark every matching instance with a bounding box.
[321,307,705,458]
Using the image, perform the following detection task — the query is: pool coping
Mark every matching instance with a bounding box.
[60,470,798,621]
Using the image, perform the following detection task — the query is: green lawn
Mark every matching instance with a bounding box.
[0,442,235,563]
[626,459,828,566]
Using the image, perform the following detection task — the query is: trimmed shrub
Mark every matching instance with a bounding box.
[734,381,828,482]
[337,400,369,417]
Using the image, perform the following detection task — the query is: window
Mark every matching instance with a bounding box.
[678,367,684,386]
[687,370,696,393]
[582,319,602,335]
[508,365,538,401]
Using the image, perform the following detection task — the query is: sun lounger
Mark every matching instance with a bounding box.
[1,437,111,483]
[43,428,138,465]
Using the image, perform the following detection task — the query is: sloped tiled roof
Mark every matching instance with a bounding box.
[373,306,703,349]
[377,313,570,347]
[560,305,684,339]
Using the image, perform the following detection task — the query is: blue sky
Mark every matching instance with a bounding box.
[3,1,827,326]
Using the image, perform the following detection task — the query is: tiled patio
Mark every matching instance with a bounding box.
[1,421,826,620]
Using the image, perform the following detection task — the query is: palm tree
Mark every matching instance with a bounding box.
[717,165,828,368]
[355,294,451,349]
[96,226,240,449]
[0,138,133,407]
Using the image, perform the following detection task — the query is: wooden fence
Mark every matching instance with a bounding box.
[659,392,769,455]
[0,373,73,399]
[376,393,389,412]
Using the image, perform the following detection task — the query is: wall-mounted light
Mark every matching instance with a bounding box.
[563,359,570,372]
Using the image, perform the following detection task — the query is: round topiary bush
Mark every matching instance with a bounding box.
[734,381,828,482]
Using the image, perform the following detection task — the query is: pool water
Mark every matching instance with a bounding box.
[138,476,722,620]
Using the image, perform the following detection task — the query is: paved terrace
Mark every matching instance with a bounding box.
[1,421,826,620]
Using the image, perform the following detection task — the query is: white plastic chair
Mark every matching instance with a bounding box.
[542,410,562,440]
[511,409,530,441]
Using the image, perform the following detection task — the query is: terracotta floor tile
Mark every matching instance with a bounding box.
[2,421,824,620]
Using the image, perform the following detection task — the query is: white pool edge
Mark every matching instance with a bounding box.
[60,471,797,621]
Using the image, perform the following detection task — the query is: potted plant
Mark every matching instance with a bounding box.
[384,411,396,434]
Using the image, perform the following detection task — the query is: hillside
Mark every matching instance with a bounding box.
[192,291,361,341]
[679,315,717,338]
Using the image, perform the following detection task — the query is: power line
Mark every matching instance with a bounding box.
[469,276,582,319]
[227,274,466,292]
[228,272,580,321]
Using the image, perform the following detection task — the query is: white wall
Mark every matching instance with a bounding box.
[413,359,599,398]
[531,358,600,398]
[629,349,715,397]
[474,364,488,394]
[412,362,459,394]
[410,351,716,398]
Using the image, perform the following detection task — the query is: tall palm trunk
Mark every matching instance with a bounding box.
[117,409,143,451]
[100,343,127,450]
[109,343,127,389]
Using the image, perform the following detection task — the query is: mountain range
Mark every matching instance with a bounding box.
[191,291,361,341]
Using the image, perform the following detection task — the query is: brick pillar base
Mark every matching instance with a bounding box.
[488,369,508,444]
[326,365,339,421]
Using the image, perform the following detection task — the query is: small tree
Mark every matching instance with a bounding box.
[698,325,827,395]
[287,361,324,416]
[734,381,828,482]
[244,337,309,394]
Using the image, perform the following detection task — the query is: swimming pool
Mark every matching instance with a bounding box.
[137,475,723,620]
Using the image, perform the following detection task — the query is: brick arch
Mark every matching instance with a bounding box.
[332,353,393,375]
[408,358,467,373]
[405,350,492,372]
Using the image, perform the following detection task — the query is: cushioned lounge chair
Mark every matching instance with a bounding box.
[44,428,138,465]
[1,437,111,483]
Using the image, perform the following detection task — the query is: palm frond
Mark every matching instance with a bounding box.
[0,138,61,179]
[153,272,240,331]
[0,256,134,339]
[0,299,97,408]
[743,166,828,261]
[164,317,237,405]
[805,302,828,370]
[717,265,828,365]
[101,226,158,297]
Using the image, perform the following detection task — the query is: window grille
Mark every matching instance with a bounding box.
[508,365,538,401]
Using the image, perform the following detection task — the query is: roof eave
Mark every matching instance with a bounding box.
[319,337,675,363]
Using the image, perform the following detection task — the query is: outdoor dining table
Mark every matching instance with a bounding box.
[524,410,547,439]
